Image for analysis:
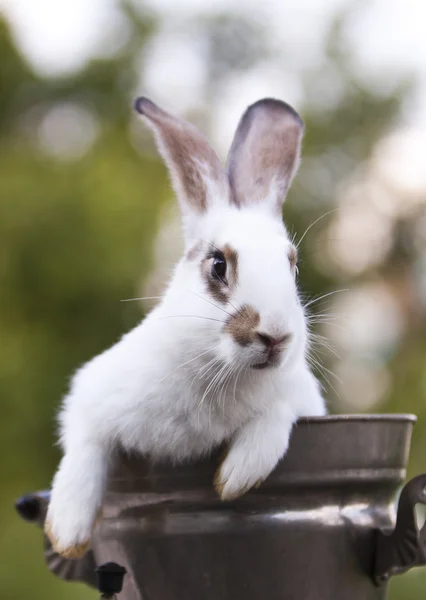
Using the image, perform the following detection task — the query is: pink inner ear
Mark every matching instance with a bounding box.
[226,98,304,214]
[135,97,230,217]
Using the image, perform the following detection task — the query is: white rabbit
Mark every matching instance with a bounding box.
[45,97,326,559]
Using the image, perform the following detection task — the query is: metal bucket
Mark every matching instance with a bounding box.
[16,415,426,599]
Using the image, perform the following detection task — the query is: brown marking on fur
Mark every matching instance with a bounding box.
[225,304,260,346]
[45,520,91,559]
[214,446,263,500]
[160,128,222,213]
[214,475,226,498]
[213,446,229,496]
[206,278,228,304]
[201,255,228,304]
[135,97,229,214]
[215,451,266,500]
[44,507,102,559]
[288,246,298,271]
[223,244,239,287]
[226,98,304,214]
[186,241,203,261]
[214,471,257,501]
[200,243,239,304]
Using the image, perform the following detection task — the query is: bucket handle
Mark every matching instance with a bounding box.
[374,473,426,585]
[15,490,98,589]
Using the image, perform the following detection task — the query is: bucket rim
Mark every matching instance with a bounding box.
[298,414,417,424]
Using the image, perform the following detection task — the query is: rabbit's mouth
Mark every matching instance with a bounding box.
[251,352,282,370]
[252,361,271,370]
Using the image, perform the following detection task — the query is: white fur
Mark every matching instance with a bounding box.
[46,99,326,555]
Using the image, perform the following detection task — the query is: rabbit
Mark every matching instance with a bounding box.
[44,96,326,559]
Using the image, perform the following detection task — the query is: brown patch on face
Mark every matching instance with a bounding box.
[201,255,228,304]
[186,241,203,261]
[288,246,298,271]
[223,244,239,287]
[225,305,260,346]
[205,275,228,304]
[200,243,239,304]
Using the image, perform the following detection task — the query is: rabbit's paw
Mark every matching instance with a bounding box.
[44,495,99,559]
[44,520,90,559]
[214,445,269,501]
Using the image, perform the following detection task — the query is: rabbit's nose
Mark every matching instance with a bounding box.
[256,332,292,351]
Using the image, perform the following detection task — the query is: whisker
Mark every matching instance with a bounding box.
[295,208,339,250]
[308,355,340,399]
[199,361,229,410]
[218,364,235,416]
[308,312,350,327]
[318,362,342,384]
[188,290,234,319]
[309,319,348,332]
[310,333,339,351]
[227,298,245,318]
[309,334,340,359]
[232,363,245,407]
[214,366,228,416]
[201,239,222,255]
[190,353,217,379]
[156,345,219,386]
[303,289,348,310]
[200,356,223,380]
[308,311,341,319]
[210,363,230,405]
[158,315,225,324]
[121,296,162,302]
[308,317,333,325]
[195,356,225,411]
[193,355,223,427]
[309,351,342,385]
[189,354,223,401]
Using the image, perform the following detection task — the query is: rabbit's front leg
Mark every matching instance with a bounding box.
[45,437,109,558]
[215,402,295,501]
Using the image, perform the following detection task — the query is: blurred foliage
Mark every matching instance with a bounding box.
[0,10,169,599]
[0,2,425,599]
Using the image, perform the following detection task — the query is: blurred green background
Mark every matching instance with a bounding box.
[1,0,426,598]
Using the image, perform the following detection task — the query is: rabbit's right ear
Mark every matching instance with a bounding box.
[135,98,229,235]
[226,98,304,218]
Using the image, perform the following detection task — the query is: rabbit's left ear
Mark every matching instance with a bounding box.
[135,97,229,236]
[226,98,304,217]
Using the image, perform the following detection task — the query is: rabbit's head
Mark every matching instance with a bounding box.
[135,97,307,371]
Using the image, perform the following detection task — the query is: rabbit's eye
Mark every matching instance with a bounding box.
[212,252,227,281]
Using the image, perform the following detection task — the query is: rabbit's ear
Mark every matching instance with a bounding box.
[226,99,304,216]
[135,98,229,224]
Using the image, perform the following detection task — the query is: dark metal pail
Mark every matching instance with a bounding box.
[16,415,426,599]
